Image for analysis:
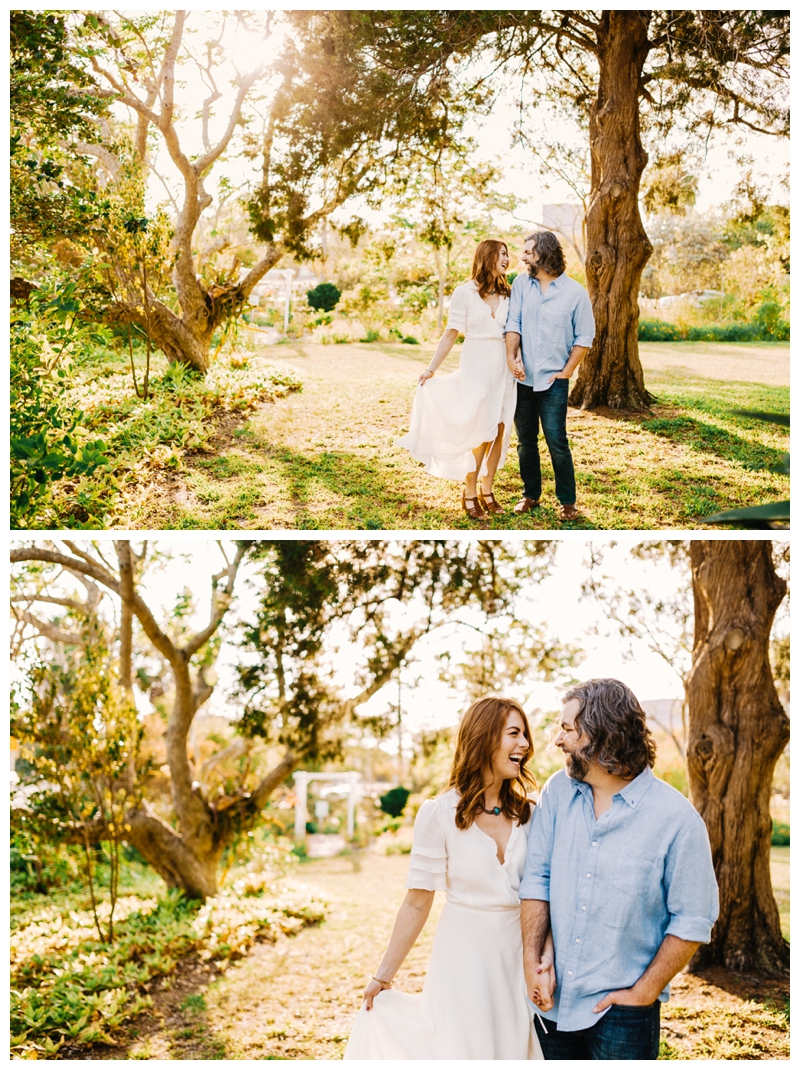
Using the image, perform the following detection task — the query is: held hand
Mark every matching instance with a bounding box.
[508,357,525,381]
[363,977,391,1011]
[418,369,434,386]
[592,984,656,1014]
[527,960,557,1013]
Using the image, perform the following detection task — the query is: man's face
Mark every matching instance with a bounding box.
[520,239,540,278]
[554,698,591,780]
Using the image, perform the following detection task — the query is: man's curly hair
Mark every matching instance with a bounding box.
[527,230,566,277]
[564,678,656,779]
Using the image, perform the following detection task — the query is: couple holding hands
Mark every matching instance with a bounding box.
[398,231,595,523]
[344,680,719,1061]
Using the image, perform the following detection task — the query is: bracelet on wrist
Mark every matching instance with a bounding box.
[372,975,392,986]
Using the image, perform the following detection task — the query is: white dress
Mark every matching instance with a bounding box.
[343,789,544,1060]
[397,280,517,480]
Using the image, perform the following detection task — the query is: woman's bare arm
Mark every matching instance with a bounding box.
[418,328,459,384]
[363,889,436,1008]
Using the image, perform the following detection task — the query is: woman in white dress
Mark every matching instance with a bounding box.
[343,696,553,1060]
[397,240,516,520]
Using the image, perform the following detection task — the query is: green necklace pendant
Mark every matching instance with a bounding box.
[483,805,501,815]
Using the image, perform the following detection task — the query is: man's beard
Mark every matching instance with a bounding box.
[526,262,539,278]
[563,747,590,781]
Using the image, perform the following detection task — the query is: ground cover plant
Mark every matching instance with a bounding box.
[10,850,324,1059]
[12,325,300,529]
[119,339,789,531]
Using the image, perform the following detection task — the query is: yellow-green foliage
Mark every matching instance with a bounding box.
[11,883,325,1059]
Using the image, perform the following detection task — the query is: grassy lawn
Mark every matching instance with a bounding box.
[120,339,789,531]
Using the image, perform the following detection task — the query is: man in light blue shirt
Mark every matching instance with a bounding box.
[505,231,595,522]
[520,678,719,1060]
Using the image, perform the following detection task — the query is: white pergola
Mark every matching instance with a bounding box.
[293,771,361,840]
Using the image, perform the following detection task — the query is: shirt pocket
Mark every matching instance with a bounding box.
[541,307,571,349]
[603,852,661,930]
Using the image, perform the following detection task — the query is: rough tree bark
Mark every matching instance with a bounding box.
[686,541,789,976]
[569,11,655,411]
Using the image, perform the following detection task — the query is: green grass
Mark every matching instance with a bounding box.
[121,339,787,531]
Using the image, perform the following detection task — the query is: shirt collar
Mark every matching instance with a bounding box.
[567,764,655,808]
[529,272,565,291]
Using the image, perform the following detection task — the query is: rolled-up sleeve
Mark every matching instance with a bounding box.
[445,284,468,334]
[519,779,555,901]
[571,288,595,348]
[505,277,524,336]
[405,800,447,891]
[663,811,719,943]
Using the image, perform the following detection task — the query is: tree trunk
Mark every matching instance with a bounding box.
[686,541,789,976]
[570,11,654,411]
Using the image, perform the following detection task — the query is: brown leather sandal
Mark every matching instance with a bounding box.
[478,488,503,514]
[462,488,485,519]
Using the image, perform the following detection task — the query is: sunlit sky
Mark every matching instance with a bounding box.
[103,10,790,248]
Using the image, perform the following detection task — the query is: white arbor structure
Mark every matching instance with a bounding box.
[293,771,361,840]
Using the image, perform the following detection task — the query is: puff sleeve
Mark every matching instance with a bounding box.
[445,283,469,334]
[405,799,447,891]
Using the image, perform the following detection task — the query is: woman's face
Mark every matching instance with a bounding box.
[496,245,510,275]
[491,709,530,781]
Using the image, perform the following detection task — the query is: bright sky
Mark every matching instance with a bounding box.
[113,10,789,240]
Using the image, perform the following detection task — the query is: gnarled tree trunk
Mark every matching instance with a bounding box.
[570,11,654,411]
[686,541,789,976]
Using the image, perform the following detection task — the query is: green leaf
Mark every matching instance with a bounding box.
[702,501,789,524]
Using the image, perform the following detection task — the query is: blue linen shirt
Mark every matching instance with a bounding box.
[505,271,595,391]
[520,766,719,1032]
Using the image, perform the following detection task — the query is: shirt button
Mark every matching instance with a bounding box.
[586,872,592,878]
[568,970,573,976]
[576,938,581,943]
[592,841,597,846]
[581,905,586,911]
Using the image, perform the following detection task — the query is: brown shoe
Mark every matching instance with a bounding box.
[514,497,541,515]
[559,504,580,522]
[478,488,503,514]
[462,488,485,520]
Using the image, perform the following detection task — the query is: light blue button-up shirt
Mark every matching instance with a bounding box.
[520,766,719,1032]
[505,271,595,391]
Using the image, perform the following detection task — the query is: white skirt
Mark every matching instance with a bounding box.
[397,337,517,481]
[344,902,544,1060]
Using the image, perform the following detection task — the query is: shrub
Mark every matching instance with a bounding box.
[771,820,790,846]
[306,282,341,312]
[379,786,411,818]
[638,318,684,341]
[685,323,765,342]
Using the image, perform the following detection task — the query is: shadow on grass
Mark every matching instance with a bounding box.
[639,414,788,471]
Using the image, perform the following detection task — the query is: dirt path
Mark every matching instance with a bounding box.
[128,340,789,531]
[104,850,787,1061]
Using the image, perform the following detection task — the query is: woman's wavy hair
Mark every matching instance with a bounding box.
[449,696,536,829]
[563,678,656,779]
[527,230,566,277]
[471,239,512,300]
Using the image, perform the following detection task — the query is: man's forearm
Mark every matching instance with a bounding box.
[632,935,700,1003]
[521,899,551,996]
[562,344,589,377]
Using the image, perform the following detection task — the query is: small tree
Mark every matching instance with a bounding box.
[307,282,341,313]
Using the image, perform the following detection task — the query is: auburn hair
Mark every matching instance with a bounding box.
[449,696,536,830]
[471,239,512,300]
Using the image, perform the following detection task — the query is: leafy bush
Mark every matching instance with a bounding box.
[771,820,790,846]
[10,884,325,1058]
[379,786,411,818]
[11,281,110,528]
[306,281,341,312]
[638,318,684,341]
[685,323,764,342]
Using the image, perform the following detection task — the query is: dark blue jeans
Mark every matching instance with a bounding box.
[514,378,576,505]
[535,1002,661,1060]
